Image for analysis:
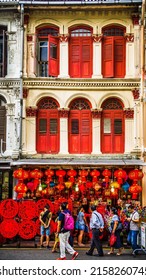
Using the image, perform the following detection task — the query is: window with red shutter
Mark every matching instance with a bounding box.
[36,97,60,153]
[69,98,92,154]
[102,26,126,78]
[69,26,93,78]
[36,26,59,77]
[101,98,124,153]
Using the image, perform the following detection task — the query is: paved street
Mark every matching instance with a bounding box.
[0,243,146,260]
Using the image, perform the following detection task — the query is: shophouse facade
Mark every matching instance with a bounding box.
[0,0,146,209]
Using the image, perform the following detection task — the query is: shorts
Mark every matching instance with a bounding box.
[40,225,50,236]
[78,224,85,231]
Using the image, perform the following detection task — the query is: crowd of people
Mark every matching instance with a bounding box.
[39,198,144,260]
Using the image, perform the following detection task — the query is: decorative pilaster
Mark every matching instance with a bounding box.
[58,108,69,154]
[25,106,37,155]
[27,35,35,77]
[92,34,103,78]
[23,88,29,99]
[58,34,70,78]
[91,109,102,154]
[125,33,134,78]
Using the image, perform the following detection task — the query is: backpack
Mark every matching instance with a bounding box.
[63,212,74,230]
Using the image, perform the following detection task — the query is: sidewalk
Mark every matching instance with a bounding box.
[0,240,146,260]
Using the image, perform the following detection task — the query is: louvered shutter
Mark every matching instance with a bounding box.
[48,35,59,77]
[102,37,114,78]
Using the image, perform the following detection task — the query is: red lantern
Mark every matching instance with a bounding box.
[128,169,144,183]
[90,169,100,183]
[14,182,27,194]
[30,169,43,179]
[45,169,54,184]
[102,169,111,187]
[56,170,66,183]
[79,184,86,193]
[79,169,88,183]
[114,169,127,184]
[67,169,77,182]
[13,168,29,180]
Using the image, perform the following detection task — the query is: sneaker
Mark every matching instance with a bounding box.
[56,257,66,260]
[72,251,79,260]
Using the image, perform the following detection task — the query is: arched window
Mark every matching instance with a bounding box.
[36,26,59,77]
[102,25,126,78]
[36,97,60,153]
[68,98,92,154]
[101,98,124,153]
[0,96,6,151]
[69,26,93,78]
[0,26,7,77]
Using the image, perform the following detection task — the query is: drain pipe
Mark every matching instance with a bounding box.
[19,3,24,159]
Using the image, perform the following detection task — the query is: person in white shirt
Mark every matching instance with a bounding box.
[86,205,104,257]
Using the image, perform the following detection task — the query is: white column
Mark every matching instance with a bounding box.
[59,109,69,154]
[91,110,102,154]
[58,36,69,78]
[27,36,35,78]
[125,118,134,153]
[92,38,102,78]
[125,35,134,78]
[26,107,37,154]
[133,101,141,151]
[134,25,141,77]
[21,94,27,155]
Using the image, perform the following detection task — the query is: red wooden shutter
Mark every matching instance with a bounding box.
[114,37,125,78]
[102,37,114,78]
[37,110,48,153]
[70,38,80,78]
[48,35,59,77]
[81,38,92,78]
[80,111,91,153]
[69,111,80,153]
[48,110,59,153]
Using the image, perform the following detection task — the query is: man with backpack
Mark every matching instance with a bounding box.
[56,202,78,260]
[126,205,140,254]
[86,205,104,257]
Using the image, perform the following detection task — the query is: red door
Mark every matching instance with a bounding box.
[101,110,124,153]
[36,109,59,153]
[69,37,92,78]
[48,35,59,77]
[102,37,125,78]
[69,110,92,153]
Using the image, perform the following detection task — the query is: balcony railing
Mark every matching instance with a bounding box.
[0,0,141,5]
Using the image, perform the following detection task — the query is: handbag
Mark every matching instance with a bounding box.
[109,233,117,246]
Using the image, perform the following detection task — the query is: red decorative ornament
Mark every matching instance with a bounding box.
[27,181,36,192]
[128,169,144,183]
[79,184,86,193]
[36,199,54,216]
[67,169,77,182]
[13,168,29,180]
[56,170,66,183]
[19,220,37,239]
[14,182,27,194]
[102,169,111,187]
[90,169,100,183]
[18,201,37,220]
[35,219,41,235]
[79,170,88,183]
[30,169,43,179]
[56,184,65,191]
[0,199,18,218]
[114,169,127,185]
[110,188,118,198]
[45,169,54,184]
[0,219,19,239]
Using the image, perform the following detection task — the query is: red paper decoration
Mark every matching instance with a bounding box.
[36,199,54,216]
[19,220,37,239]
[18,201,37,220]
[0,219,19,239]
[0,199,18,219]
[79,169,88,183]
[56,184,65,191]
